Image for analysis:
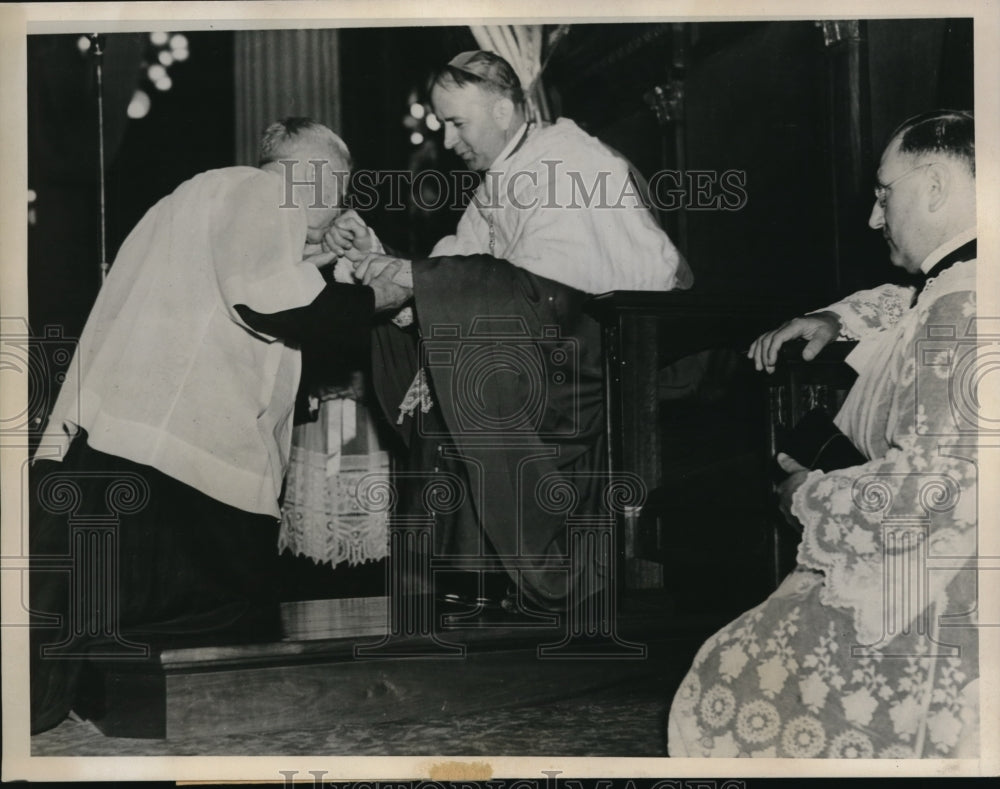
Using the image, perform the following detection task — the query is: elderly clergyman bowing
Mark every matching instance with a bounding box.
[330,50,693,613]
[30,118,395,733]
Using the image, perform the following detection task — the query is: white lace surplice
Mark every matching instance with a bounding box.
[668,261,979,757]
[278,393,389,567]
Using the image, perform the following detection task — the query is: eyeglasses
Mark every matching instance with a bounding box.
[874,162,938,208]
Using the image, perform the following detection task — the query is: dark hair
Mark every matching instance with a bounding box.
[431,50,525,106]
[891,110,975,176]
[258,117,352,169]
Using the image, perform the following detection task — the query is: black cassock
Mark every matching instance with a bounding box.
[371,255,607,609]
[29,278,373,734]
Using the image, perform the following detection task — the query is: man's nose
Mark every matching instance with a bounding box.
[443,125,458,150]
[868,200,885,229]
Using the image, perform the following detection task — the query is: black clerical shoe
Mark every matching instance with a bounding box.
[441,583,560,628]
[435,570,510,610]
[437,590,493,611]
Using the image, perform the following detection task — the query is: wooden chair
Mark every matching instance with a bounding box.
[588,291,857,619]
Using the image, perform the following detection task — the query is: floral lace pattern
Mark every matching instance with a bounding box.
[820,283,912,340]
[279,397,390,567]
[668,264,979,758]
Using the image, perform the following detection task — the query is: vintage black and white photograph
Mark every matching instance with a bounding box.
[1,0,997,782]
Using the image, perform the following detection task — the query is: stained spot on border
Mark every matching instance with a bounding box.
[427,760,493,780]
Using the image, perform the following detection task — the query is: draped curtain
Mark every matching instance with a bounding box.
[233,29,342,165]
[469,24,552,122]
[233,31,391,567]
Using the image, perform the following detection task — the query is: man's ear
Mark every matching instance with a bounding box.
[492,97,515,131]
[926,162,950,213]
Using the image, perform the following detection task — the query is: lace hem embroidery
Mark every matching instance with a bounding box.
[278,446,389,567]
[397,367,434,423]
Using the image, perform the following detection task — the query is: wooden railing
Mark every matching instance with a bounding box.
[587,291,856,617]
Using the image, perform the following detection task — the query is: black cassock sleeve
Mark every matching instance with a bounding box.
[234,280,374,346]
[235,280,375,417]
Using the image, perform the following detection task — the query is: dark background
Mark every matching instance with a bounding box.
[25,20,975,603]
[27,20,974,340]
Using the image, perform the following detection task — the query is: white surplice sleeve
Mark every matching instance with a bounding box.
[793,286,978,645]
[504,158,688,293]
[811,283,915,340]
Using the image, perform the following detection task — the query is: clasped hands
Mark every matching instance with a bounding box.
[305,210,413,313]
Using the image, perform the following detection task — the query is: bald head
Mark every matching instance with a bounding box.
[258,117,352,244]
[259,117,351,169]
